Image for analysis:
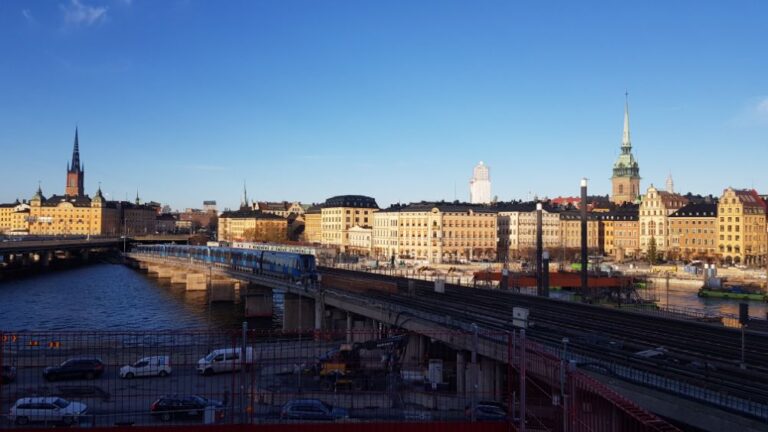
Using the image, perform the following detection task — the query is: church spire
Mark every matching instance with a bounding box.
[622,91,631,150]
[242,180,249,209]
[71,127,81,172]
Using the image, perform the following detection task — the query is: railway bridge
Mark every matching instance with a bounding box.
[126,252,768,431]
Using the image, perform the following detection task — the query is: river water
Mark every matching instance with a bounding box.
[0,264,765,331]
[0,264,283,331]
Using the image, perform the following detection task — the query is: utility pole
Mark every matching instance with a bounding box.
[580,178,588,301]
[536,202,543,296]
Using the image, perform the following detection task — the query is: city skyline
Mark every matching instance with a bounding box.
[1,1,767,210]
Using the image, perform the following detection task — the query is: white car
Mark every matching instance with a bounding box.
[119,356,171,379]
[9,397,87,426]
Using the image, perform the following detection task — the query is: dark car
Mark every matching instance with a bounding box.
[1,365,16,384]
[465,401,508,421]
[150,395,223,422]
[280,399,349,421]
[43,358,104,381]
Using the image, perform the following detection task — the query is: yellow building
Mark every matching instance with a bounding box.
[604,205,640,260]
[717,188,767,266]
[387,202,497,264]
[0,201,30,235]
[320,195,378,250]
[28,187,120,236]
[372,207,401,260]
[218,208,287,242]
[669,201,718,261]
[638,185,688,258]
[496,202,560,261]
[559,211,602,258]
[303,206,323,243]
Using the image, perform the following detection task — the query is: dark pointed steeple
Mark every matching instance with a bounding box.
[65,127,85,196]
[71,127,81,172]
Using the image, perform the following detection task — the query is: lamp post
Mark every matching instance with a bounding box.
[580,178,588,301]
[561,337,569,432]
[536,203,543,296]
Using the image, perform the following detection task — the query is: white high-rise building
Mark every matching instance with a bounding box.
[469,161,491,204]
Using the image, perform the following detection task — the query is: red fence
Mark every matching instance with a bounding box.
[0,328,677,431]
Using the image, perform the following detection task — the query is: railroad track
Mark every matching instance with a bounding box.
[320,267,768,408]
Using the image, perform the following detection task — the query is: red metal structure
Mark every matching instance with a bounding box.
[0,329,678,432]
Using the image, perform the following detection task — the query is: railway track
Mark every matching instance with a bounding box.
[320,268,768,411]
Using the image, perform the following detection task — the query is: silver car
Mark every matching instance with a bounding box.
[9,397,88,425]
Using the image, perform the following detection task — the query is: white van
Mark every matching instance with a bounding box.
[120,356,171,379]
[197,347,254,375]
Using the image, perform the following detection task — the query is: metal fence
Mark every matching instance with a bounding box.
[0,328,677,431]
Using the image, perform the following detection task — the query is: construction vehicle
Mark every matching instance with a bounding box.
[314,334,408,391]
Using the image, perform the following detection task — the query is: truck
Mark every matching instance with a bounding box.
[314,335,408,391]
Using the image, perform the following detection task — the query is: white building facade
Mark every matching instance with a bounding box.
[469,161,492,204]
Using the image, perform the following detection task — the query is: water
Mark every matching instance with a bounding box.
[0,264,283,331]
[1,265,765,331]
[650,281,768,319]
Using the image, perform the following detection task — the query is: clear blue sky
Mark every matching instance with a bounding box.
[1,1,766,211]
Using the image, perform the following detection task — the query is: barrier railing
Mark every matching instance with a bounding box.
[0,327,677,431]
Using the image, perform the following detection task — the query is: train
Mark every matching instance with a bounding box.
[135,244,318,282]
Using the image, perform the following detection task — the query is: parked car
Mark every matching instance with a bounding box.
[9,397,88,426]
[280,399,349,421]
[43,358,105,381]
[1,365,16,384]
[197,347,254,375]
[150,395,223,422]
[120,356,171,379]
[465,401,508,421]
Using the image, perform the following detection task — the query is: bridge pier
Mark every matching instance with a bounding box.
[244,284,273,317]
[456,351,466,395]
[40,251,52,268]
[186,273,207,290]
[170,270,188,285]
[479,356,503,402]
[282,294,315,333]
[147,265,173,280]
[209,277,236,302]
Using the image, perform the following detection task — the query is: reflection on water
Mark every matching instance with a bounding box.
[649,281,767,319]
[0,264,284,331]
[2,264,764,331]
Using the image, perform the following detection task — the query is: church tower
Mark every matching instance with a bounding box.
[65,127,85,197]
[610,95,640,204]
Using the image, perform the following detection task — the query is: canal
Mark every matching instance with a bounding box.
[0,264,282,331]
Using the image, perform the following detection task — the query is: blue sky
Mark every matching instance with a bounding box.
[1,1,766,211]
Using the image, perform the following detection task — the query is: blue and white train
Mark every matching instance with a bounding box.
[135,244,318,282]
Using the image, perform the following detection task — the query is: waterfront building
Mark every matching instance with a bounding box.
[10,129,159,237]
[638,185,689,258]
[469,162,492,204]
[0,201,30,235]
[303,205,323,243]
[320,195,378,250]
[217,207,287,242]
[559,210,602,258]
[717,188,767,266]
[496,202,560,261]
[29,186,120,236]
[372,206,402,260]
[392,202,497,264]
[255,201,306,218]
[603,203,640,260]
[156,213,178,234]
[610,97,641,204]
[669,201,718,261]
[348,225,373,256]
